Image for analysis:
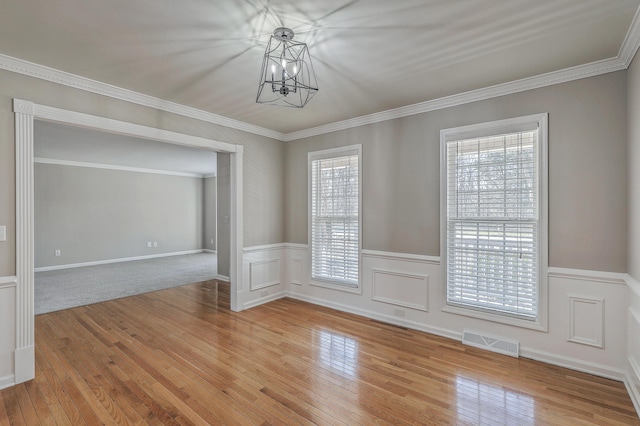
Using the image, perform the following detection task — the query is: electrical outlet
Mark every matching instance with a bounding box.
[394,308,405,317]
[153,241,158,247]
[210,238,214,245]
[260,289,268,297]
[54,249,61,257]
[147,242,152,248]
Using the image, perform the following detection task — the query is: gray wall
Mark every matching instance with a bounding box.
[0,67,285,277]
[217,153,230,277]
[203,176,217,251]
[285,71,628,272]
[35,163,204,267]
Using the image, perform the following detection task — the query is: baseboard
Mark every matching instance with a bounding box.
[14,345,34,384]
[0,374,14,390]
[286,291,633,385]
[627,356,640,417]
[216,274,229,282]
[34,249,206,272]
[519,346,627,382]
[286,292,461,342]
[243,291,287,310]
[203,249,217,254]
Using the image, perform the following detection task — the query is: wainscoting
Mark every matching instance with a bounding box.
[0,277,16,390]
[242,244,287,309]
[628,274,640,415]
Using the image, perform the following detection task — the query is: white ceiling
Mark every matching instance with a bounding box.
[34,121,217,176]
[1,0,639,135]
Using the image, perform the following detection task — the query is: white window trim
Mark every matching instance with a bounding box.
[308,144,363,294]
[440,114,549,331]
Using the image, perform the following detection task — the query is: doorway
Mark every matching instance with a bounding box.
[13,98,244,384]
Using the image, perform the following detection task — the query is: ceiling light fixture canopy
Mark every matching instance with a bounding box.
[256,27,318,108]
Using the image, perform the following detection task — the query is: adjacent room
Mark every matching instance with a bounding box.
[0,1,639,424]
[33,121,223,314]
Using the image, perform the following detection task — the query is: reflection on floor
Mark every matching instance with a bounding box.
[456,375,535,425]
[35,252,217,314]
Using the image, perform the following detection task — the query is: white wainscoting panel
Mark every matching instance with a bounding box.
[242,244,287,309]
[371,268,429,312]
[568,295,604,348]
[0,278,17,390]
[626,274,640,417]
[290,257,303,286]
[285,244,308,289]
[249,258,280,291]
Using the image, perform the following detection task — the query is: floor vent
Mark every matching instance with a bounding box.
[462,330,519,357]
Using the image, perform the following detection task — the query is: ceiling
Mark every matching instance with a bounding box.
[1,0,639,135]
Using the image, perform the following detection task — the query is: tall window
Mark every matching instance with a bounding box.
[441,114,547,328]
[309,145,361,290]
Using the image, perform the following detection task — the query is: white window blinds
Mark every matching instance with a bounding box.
[310,153,359,286]
[445,130,539,319]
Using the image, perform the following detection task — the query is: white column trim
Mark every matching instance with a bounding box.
[14,99,35,383]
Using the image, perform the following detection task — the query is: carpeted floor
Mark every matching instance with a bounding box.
[35,252,218,314]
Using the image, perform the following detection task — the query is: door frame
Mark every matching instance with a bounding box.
[13,98,244,384]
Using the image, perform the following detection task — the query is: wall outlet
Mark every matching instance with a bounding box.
[147,242,152,248]
[394,308,405,317]
[0,225,5,242]
[260,289,269,297]
[210,238,214,245]
[54,249,61,257]
[153,241,158,247]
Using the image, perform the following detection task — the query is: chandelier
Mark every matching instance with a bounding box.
[256,27,318,108]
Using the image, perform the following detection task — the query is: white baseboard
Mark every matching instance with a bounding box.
[286,292,461,342]
[14,345,34,384]
[203,249,217,254]
[216,274,229,282]
[519,347,626,382]
[243,291,286,310]
[286,291,631,385]
[34,249,206,272]
[627,356,640,417]
[0,374,14,390]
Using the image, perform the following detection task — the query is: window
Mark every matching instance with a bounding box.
[308,145,361,291]
[441,114,548,329]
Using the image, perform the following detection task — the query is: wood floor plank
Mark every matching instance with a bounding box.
[0,279,638,425]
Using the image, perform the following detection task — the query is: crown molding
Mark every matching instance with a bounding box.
[283,56,627,141]
[619,4,640,67]
[285,7,640,142]
[0,54,285,141]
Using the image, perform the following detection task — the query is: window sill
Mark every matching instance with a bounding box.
[309,278,362,295]
[442,304,548,332]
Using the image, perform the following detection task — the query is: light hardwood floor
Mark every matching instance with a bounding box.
[1,280,638,425]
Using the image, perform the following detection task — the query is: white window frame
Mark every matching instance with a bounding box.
[308,144,362,294]
[440,114,548,331]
